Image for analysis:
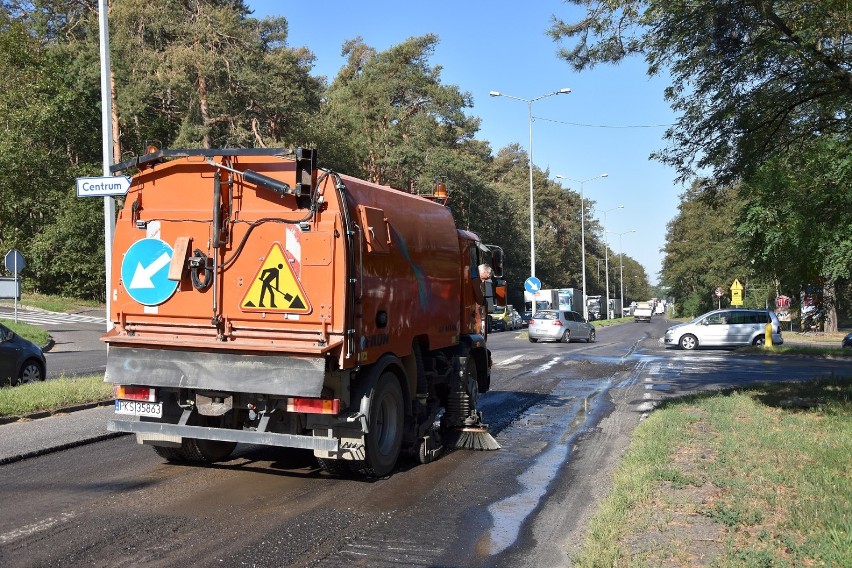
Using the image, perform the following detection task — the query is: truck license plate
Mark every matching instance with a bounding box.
[115,400,163,418]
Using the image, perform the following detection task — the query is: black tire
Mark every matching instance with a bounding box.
[152,445,189,462]
[528,337,538,343]
[560,330,571,343]
[753,335,765,347]
[587,328,596,343]
[15,359,45,385]
[153,437,236,463]
[350,371,404,477]
[150,415,236,464]
[182,438,237,463]
[679,334,698,350]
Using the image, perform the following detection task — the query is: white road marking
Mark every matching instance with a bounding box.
[496,354,524,366]
[0,511,76,544]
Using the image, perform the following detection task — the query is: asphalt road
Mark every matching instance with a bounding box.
[0,316,848,567]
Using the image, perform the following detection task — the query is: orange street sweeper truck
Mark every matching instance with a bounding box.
[104,147,503,476]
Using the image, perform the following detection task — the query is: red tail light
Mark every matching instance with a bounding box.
[114,385,156,402]
[552,320,564,326]
[288,397,340,415]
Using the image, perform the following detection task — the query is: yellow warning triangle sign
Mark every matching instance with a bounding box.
[240,242,311,314]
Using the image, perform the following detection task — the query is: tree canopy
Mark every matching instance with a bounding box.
[549,0,852,190]
[0,1,649,308]
[550,1,852,325]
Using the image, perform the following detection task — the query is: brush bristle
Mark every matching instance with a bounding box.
[453,428,501,451]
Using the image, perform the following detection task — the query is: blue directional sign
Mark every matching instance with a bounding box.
[524,276,542,294]
[121,238,178,306]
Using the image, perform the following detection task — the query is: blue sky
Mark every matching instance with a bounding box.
[247,1,683,286]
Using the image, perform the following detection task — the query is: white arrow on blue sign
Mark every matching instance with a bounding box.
[524,276,542,294]
[121,238,178,306]
[76,176,132,197]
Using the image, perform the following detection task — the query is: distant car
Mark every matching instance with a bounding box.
[528,310,595,343]
[489,305,511,331]
[510,309,522,330]
[520,311,532,328]
[663,308,783,350]
[0,322,47,386]
[842,332,852,348]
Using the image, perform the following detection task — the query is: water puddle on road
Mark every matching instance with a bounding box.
[481,378,613,555]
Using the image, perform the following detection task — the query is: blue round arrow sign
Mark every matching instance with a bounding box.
[524,276,542,294]
[121,238,178,306]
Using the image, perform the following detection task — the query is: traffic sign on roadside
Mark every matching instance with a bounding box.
[524,276,542,294]
[76,176,131,197]
[4,248,25,273]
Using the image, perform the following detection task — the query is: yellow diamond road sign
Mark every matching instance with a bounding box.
[241,242,311,314]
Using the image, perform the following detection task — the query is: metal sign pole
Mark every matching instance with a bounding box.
[13,254,18,323]
[99,0,116,333]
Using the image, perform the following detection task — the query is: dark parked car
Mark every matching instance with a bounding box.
[842,332,852,349]
[0,322,46,386]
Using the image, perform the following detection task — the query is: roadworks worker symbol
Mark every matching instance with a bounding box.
[241,242,311,314]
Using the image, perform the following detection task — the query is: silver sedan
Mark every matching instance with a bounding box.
[528,310,596,343]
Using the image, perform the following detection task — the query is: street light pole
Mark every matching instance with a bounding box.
[609,229,636,317]
[490,88,571,286]
[556,173,608,320]
[600,205,624,318]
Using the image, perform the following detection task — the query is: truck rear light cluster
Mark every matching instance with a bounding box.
[287,397,340,415]
[114,385,156,402]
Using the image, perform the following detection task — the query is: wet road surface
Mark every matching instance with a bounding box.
[2,318,848,567]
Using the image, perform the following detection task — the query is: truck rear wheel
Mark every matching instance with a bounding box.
[350,371,404,477]
[150,415,237,464]
[152,437,236,463]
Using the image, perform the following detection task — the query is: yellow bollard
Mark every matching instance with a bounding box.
[764,321,774,348]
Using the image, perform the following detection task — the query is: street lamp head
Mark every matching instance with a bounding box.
[489,91,501,97]
[557,88,572,95]
[600,173,609,178]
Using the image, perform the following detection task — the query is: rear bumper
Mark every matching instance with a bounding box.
[105,346,326,397]
[108,418,339,452]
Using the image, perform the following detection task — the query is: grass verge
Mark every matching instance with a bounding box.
[0,318,50,346]
[573,377,852,567]
[0,375,112,417]
[741,344,852,358]
[16,293,102,313]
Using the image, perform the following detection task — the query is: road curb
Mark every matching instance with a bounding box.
[0,431,128,466]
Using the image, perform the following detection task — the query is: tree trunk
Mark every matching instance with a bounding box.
[824,280,838,333]
[198,73,211,149]
[111,69,121,161]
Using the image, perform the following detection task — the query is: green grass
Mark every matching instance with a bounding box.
[740,344,852,358]
[573,377,852,567]
[0,318,50,346]
[0,375,112,417]
[16,292,102,313]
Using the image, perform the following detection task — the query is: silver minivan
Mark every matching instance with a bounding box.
[528,310,595,343]
[664,308,783,350]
